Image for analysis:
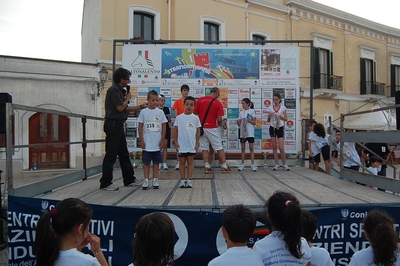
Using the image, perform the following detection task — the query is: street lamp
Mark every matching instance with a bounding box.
[91,66,108,101]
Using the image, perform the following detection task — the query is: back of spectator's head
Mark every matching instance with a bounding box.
[222,204,256,244]
[301,210,318,242]
[133,212,175,266]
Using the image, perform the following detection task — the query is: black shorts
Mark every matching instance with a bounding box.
[240,137,255,144]
[178,152,196,157]
[269,126,284,138]
[321,145,330,161]
[313,153,321,163]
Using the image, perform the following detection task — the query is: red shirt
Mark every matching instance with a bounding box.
[193,95,224,128]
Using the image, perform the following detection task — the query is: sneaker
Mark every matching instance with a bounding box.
[237,164,245,171]
[221,167,232,174]
[101,184,119,191]
[125,177,143,187]
[142,179,149,190]
[204,167,213,174]
[283,164,290,171]
[163,163,169,170]
[179,180,187,188]
[186,179,193,188]
[152,179,160,189]
[175,162,180,170]
[251,164,258,172]
[272,164,279,171]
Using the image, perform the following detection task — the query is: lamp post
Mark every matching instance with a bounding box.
[90,66,108,101]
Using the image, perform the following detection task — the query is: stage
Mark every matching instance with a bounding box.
[19,165,400,211]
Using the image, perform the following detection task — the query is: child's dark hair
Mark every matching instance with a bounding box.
[160,94,165,98]
[242,98,254,109]
[313,123,326,138]
[301,210,318,242]
[363,210,398,266]
[113,67,130,84]
[180,84,189,91]
[309,120,317,127]
[133,212,175,266]
[266,191,303,259]
[369,156,380,164]
[34,198,93,266]
[273,92,282,103]
[184,96,196,104]
[222,204,256,243]
[147,90,159,98]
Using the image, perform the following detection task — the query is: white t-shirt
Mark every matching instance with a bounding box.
[208,246,264,266]
[55,248,100,266]
[267,105,286,128]
[338,141,361,167]
[253,231,311,266]
[238,109,256,138]
[367,166,378,175]
[173,113,201,153]
[138,108,167,151]
[310,246,334,266]
[348,246,400,266]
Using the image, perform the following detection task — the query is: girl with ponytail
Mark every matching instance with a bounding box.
[253,191,311,265]
[349,210,400,266]
[34,198,108,266]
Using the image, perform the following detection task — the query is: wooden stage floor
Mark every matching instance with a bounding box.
[29,166,400,211]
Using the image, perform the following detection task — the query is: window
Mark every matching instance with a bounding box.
[204,22,219,44]
[313,47,333,89]
[390,64,400,97]
[360,58,376,94]
[200,17,225,44]
[252,34,266,44]
[133,12,154,40]
[129,6,160,40]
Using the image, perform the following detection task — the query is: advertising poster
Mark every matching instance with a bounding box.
[122,45,300,153]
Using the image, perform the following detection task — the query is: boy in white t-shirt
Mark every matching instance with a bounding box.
[174,96,201,188]
[301,210,334,266]
[138,90,167,190]
[208,204,263,266]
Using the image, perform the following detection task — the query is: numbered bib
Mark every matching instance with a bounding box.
[145,120,161,132]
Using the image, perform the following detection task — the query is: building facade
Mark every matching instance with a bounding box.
[82,0,400,125]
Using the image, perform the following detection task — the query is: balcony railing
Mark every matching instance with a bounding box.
[313,73,343,91]
[360,81,386,96]
[389,85,400,97]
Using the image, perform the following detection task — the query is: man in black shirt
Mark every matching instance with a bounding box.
[100,67,147,191]
[362,142,391,176]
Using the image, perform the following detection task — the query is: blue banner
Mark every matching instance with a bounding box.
[7,196,400,266]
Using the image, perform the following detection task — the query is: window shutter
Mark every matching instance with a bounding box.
[313,47,320,89]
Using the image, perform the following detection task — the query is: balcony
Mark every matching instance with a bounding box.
[313,73,343,91]
[360,81,386,96]
[389,85,400,97]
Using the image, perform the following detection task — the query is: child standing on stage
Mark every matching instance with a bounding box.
[309,123,331,173]
[138,90,167,190]
[174,96,201,188]
[158,94,171,170]
[267,92,290,171]
[237,98,257,172]
[172,84,190,170]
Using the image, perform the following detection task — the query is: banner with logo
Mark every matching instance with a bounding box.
[122,44,300,153]
[8,195,400,266]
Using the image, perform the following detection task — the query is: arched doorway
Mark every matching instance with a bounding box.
[29,113,70,169]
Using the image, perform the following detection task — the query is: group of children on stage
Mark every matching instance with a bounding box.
[137,84,294,190]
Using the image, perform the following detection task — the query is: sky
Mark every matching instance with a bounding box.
[0,0,399,62]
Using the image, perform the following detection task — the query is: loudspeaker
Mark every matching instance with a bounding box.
[0,93,12,134]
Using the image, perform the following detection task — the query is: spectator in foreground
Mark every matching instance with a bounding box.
[208,204,263,266]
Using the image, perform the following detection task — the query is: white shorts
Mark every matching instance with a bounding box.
[199,127,223,151]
